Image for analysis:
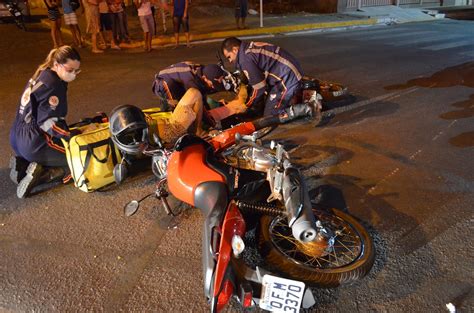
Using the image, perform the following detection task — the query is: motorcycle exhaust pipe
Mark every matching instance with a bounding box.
[282,167,317,243]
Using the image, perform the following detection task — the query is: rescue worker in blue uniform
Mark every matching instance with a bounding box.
[221,37,304,117]
[152,62,228,111]
[152,62,249,127]
[9,46,82,198]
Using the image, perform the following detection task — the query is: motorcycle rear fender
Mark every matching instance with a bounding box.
[211,202,245,309]
[199,181,229,300]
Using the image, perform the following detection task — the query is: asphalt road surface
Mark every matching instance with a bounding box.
[0,17,473,312]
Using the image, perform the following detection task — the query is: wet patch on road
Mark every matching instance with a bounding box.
[385,61,474,90]
[449,131,474,148]
[440,94,474,120]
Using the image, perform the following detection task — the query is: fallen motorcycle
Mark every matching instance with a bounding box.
[1,0,26,30]
[124,105,374,312]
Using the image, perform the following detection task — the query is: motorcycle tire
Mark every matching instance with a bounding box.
[259,208,375,287]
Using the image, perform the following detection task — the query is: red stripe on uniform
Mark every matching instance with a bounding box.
[43,133,65,153]
[162,81,174,101]
[275,80,288,109]
[246,89,258,107]
[62,174,72,184]
[52,123,70,136]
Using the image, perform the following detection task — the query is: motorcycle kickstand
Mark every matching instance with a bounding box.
[156,188,186,230]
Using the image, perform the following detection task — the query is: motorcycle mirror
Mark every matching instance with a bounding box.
[124,200,140,217]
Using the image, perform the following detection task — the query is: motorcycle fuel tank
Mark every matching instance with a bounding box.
[167,143,226,207]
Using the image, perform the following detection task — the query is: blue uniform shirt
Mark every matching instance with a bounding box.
[236,41,303,109]
[152,62,208,102]
[11,69,72,158]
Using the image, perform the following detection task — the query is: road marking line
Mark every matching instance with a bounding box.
[325,26,396,38]
[323,86,419,118]
[460,50,474,57]
[367,167,400,195]
[391,34,466,46]
[366,30,437,41]
[422,39,474,51]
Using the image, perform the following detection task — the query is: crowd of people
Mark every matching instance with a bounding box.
[9,35,320,198]
[42,0,251,52]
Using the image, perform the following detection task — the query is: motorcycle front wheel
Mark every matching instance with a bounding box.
[260,208,375,287]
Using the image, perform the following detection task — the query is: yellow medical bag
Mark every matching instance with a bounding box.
[62,123,121,192]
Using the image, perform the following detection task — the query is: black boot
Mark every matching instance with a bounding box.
[9,156,29,185]
[39,167,66,184]
[17,162,44,199]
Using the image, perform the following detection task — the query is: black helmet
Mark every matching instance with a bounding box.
[109,104,149,155]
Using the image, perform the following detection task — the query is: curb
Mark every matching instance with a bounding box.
[150,18,380,48]
[42,17,381,50]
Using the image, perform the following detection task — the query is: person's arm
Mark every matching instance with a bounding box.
[183,0,188,18]
[44,0,53,7]
[225,83,247,114]
[241,60,266,108]
[182,71,204,92]
[79,0,85,13]
[36,86,75,140]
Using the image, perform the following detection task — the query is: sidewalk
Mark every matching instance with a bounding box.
[36,4,438,51]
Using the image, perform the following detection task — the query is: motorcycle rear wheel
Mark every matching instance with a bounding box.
[260,208,374,287]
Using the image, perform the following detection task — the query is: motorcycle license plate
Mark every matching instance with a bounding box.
[259,274,305,312]
[14,12,21,16]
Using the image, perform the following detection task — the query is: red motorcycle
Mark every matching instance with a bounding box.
[124,107,374,312]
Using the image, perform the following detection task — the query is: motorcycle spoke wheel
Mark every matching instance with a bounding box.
[260,208,375,287]
[270,211,361,269]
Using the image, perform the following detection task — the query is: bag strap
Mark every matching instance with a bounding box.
[76,138,115,188]
[77,138,110,188]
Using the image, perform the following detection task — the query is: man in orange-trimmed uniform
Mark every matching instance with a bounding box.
[221,37,304,117]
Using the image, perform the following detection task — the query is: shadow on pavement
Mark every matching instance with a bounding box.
[384,61,474,90]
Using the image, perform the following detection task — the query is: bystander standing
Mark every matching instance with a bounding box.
[172,0,189,48]
[235,0,247,29]
[134,0,155,52]
[44,0,64,48]
[99,0,120,49]
[83,0,105,53]
[62,0,83,47]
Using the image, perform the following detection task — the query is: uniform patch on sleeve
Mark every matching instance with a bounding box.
[49,96,59,110]
[21,88,31,107]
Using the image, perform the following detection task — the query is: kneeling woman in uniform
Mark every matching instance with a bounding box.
[10,45,81,198]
